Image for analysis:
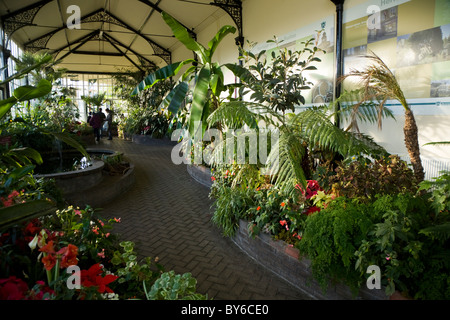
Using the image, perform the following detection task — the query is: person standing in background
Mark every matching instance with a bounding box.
[105,108,113,140]
[89,111,102,142]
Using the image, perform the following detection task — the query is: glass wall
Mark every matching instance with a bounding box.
[60,73,120,121]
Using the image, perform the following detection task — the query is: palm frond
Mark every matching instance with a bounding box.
[424,141,450,146]
[341,51,408,111]
[331,88,395,131]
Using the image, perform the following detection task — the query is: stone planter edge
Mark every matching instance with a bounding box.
[231,219,389,300]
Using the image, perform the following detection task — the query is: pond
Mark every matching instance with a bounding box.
[34,150,114,174]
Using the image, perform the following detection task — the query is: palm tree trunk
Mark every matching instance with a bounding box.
[403,108,424,183]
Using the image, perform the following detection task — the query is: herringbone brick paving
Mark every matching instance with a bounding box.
[96,138,311,300]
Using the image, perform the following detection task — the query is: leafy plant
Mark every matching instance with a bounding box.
[227,36,323,114]
[297,196,380,295]
[144,271,207,300]
[110,241,163,299]
[328,155,418,199]
[354,193,450,299]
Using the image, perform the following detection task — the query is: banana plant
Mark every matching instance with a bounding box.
[132,11,237,138]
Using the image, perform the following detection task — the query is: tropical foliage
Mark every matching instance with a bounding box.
[207,32,450,300]
[133,11,237,138]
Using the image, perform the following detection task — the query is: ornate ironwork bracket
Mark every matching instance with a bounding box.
[24,9,171,65]
[1,0,52,39]
[211,0,244,47]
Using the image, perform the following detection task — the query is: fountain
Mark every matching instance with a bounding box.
[34,149,135,208]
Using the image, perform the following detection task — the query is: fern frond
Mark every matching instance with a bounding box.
[420,223,450,242]
[207,101,282,129]
[290,106,388,158]
[267,125,307,193]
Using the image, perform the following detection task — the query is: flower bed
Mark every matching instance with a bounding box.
[0,206,207,300]
[208,159,450,300]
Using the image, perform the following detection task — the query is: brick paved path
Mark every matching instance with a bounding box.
[97,138,311,300]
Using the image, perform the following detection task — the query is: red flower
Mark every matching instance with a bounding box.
[81,264,118,294]
[305,206,321,216]
[39,240,56,255]
[42,254,57,271]
[256,206,261,211]
[0,276,29,300]
[295,180,323,200]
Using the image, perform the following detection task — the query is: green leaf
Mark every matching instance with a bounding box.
[0,54,52,85]
[44,131,89,158]
[13,79,52,101]
[189,65,211,137]
[0,97,18,119]
[207,25,236,61]
[10,147,43,165]
[132,61,193,96]
[225,63,257,83]
[0,79,52,119]
[164,81,190,114]
[162,11,207,63]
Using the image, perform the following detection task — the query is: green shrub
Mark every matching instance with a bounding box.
[145,271,207,300]
[329,155,418,199]
[299,191,450,299]
[297,197,381,294]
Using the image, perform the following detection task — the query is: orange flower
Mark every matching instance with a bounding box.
[39,241,56,255]
[256,206,261,211]
[281,202,286,207]
[42,254,57,271]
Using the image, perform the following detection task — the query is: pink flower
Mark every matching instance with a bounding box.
[98,249,105,259]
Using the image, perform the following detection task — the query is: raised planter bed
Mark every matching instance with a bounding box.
[34,149,135,208]
[232,219,389,300]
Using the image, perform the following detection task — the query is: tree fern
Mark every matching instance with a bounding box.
[420,223,450,242]
[206,101,280,130]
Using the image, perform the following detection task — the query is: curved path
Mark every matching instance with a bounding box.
[97,138,311,300]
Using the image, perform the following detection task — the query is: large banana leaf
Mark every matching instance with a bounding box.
[0,200,55,230]
[164,81,190,114]
[132,60,193,96]
[0,79,52,119]
[207,25,236,61]
[189,65,211,137]
[162,12,207,63]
